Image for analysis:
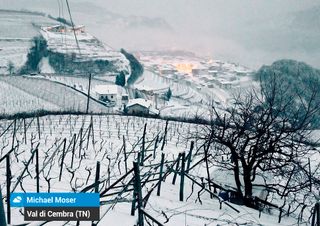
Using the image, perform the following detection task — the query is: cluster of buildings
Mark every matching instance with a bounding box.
[138,52,252,91]
[94,84,159,116]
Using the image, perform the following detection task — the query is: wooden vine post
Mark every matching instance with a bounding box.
[37,116,41,139]
[161,120,168,151]
[153,134,159,159]
[204,141,213,197]
[179,152,186,201]
[172,153,182,185]
[79,127,83,158]
[11,119,16,150]
[94,161,100,193]
[6,155,11,225]
[123,135,128,173]
[23,118,27,144]
[186,141,194,173]
[311,202,320,226]
[35,148,40,193]
[133,162,144,226]
[59,138,67,182]
[0,186,7,226]
[71,133,76,168]
[90,115,95,146]
[157,153,165,196]
[141,124,147,166]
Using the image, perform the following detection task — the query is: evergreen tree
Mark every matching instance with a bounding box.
[115,71,126,87]
[165,88,172,100]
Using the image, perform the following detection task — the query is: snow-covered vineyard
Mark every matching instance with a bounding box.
[0,114,317,225]
[0,2,320,226]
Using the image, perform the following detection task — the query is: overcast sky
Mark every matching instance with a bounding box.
[1,0,320,69]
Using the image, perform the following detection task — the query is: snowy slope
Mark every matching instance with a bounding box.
[0,115,309,225]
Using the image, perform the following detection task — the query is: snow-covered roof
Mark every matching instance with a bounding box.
[94,85,118,95]
[126,98,153,108]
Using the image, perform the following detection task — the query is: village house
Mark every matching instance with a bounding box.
[125,98,159,116]
[121,93,129,106]
[94,85,119,103]
[192,68,208,77]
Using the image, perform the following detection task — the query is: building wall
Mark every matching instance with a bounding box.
[98,94,117,102]
[126,105,149,115]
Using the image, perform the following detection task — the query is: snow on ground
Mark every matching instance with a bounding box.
[39,57,55,74]
[132,52,257,118]
[40,27,131,75]
[0,114,308,225]
[0,79,60,115]
[0,10,56,74]
[0,75,110,114]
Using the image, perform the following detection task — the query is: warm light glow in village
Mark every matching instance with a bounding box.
[175,63,194,74]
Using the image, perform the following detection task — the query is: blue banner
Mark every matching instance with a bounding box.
[10,193,100,207]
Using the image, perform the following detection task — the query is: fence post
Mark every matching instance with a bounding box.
[94,161,100,193]
[179,152,186,202]
[0,186,7,226]
[6,155,11,225]
[157,153,165,196]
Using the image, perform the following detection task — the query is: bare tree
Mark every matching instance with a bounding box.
[198,74,320,207]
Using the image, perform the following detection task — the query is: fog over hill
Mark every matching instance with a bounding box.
[0,0,319,69]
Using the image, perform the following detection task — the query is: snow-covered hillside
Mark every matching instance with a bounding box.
[131,51,256,118]
[0,10,55,74]
[40,25,131,75]
[0,10,131,76]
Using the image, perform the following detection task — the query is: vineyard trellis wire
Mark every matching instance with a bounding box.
[0,114,313,225]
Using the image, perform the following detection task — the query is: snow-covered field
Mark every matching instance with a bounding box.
[0,76,109,115]
[0,10,56,74]
[0,79,60,115]
[40,27,131,75]
[0,114,308,226]
[0,10,131,76]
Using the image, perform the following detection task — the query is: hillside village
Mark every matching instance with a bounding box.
[0,5,320,226]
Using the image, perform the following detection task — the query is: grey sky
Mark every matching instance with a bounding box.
[1,0,320,69]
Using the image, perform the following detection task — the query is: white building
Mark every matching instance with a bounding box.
[94,85,119,103]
